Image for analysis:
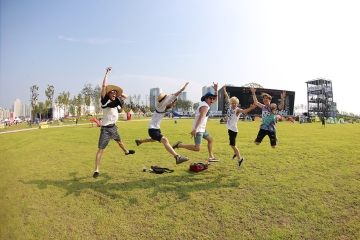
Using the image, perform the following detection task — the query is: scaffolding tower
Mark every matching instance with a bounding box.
[306,78,334,118]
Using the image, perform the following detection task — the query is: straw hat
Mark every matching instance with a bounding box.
[157,93,175,108]
[261,93,272,100]
[105,85,123,98]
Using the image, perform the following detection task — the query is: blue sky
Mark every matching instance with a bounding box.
[1,0,359,115]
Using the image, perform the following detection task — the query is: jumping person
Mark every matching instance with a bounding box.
[93,67,135,178]
[250,87,286,148]
[223,85,256,167]
[173,82,220,162]
[135,83,190,164]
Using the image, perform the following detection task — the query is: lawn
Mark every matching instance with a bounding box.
[1,118,359,239]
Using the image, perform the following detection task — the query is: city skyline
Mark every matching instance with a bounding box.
[1,1,359,115]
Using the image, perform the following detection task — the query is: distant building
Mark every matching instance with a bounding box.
[202,86,218,111]
[150,87,162,108]
[13,99,21,117]
[178,92,187,101]
[20,104,30,117]
[0,108,11,119]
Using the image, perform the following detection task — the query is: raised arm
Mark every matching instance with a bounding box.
[223,85,230,103]
[278,91,286,110]
[250,87,263,108]
[174,82,189,97]
[101,67,112,98]
[212,82,218,101]
[238,104,257,115]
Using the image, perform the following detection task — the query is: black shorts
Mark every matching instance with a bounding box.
[228,129,238,146]
[255,129,277,146]
[148,128,163,142]
[98,125,121,149]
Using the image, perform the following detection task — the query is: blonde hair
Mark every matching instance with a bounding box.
[229,96,239,105]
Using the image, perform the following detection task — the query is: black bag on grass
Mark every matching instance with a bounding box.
[150,166,174,174]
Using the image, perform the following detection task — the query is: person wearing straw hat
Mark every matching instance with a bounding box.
[250,87,286,148]
[93,67,135,178]
[134,82,190,165]
[172,82,220,162]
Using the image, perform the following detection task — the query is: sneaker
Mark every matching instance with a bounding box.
[175,155,189,164]
[238,158,244,168]
[93,171,99,178]
[208,157,220,162]
[135,139,141,146]
[172,141,182,149]
[125,150,135,155]
[232,154,237,160]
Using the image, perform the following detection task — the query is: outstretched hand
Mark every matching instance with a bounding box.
[281,91,286,99]
[106,67,112,74]
[182,82,189,92]
[212,82,218,91]
[250,87,256,94]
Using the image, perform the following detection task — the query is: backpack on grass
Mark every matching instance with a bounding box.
[150,166,174,174]
[189,163,209,172]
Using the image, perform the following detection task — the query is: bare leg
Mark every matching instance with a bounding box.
[206,136,214,158]
[231,145,241,159]
[116,140,128,153]
[137,138,156,145]
[160,137,179,156]
[95,148,104,171]
[178,142,201,152]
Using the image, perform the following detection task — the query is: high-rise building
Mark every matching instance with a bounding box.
[21,104,30,117]
[178,92,187,101]
[13,99,21,117]
[202,86,218,111]
[0,108,11,119]
[150,87,162,108]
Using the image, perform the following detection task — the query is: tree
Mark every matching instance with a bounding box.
[58,91,70,117]
[81,84,93,115]
[45,85,55,118]
[92,85,102,117]
[37,102,47,120]
[193,102,200,111]
[175,99,192,111]
[30,85,39,121]
[242,83,264,88]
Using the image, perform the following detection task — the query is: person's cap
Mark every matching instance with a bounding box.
[105,85,123,97]
[201,92,216,101]
[157,93,175,107]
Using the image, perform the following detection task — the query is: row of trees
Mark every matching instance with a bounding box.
[29,84,195,120]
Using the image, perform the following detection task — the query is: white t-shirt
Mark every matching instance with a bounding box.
[149,95,177,129]
[101,96,123,126]
[102,108,118,126]
[226,107,240,132]
[192,101,210,133]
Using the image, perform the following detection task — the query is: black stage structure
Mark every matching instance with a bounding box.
[218,86,295,117]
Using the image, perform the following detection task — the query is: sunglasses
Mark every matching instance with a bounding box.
[209,97,216,100]
[108,90,117,95]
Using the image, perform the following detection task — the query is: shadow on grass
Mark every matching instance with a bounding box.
[20,171,241,206]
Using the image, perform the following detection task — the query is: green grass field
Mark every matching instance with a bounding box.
[1,118,359,239]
